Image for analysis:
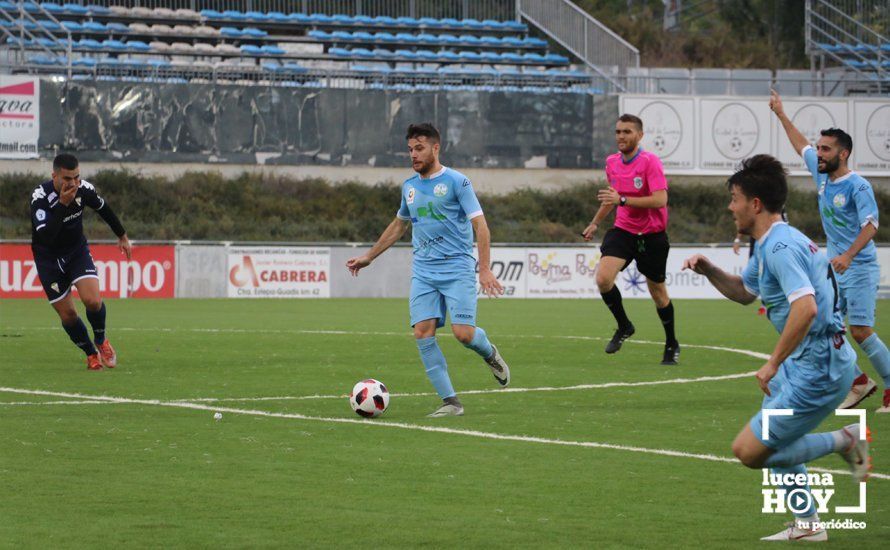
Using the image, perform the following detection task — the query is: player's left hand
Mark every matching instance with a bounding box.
[478,268,504,298]
[118,234,132,260]
[755,361,779,396]
[597,187,620,206]
[829,254,851,275]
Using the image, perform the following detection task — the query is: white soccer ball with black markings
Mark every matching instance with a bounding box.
[349,379,390,418]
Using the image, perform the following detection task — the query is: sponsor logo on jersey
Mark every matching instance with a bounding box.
[406,187,415,205]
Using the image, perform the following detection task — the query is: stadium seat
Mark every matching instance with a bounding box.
[267,12,288,23]
[36,19,61,31]
[288,13,312,24]
[396,17,418,27]
[61,21,82,32]
[393,49,418,60]
[101,39,128,52]
[331,30,353,40]
[375,32,398,43]
[174,8,200,19]
[62,3,88,15]
[395,32,421,44]
[243,27,269,38]
[416,33,438,45]
[220,27,243,38]
[72,57,98,67]
[83,21,107,32]
[437,34,460,44]
[352,31,374,42]
[128,23,151,34]
[458,35,481,45]
[418,17,443,28]
[244,11,269,22]
[261,44,285,55]
[200,9,223,19]
[437,50,460,61]
[240,44,263,55]
[222,10,248,21]
[309,30,331,39]
[309,13,334,24]
[332,14,353,25]
[105,22,130,33]
[351,47,374,58]
[374,16,397,26]
[329,47,350,57]
[543,53,569,64]
[127,40,151,52]
[77,38,102,49]
[480,51,501,62]
[371,48,396,59]
[458,51,481,61]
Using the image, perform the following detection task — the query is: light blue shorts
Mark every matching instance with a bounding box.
[750,334,857,450]
[409,272,477,328]
[838,262,880,327]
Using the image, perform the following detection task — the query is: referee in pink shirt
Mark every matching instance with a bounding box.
[583,114,680,365]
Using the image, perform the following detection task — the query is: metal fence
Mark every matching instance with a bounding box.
[64,0,518,20]
[518,0,639,77]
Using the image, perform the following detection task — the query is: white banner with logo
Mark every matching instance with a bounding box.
[619,95,890,176]
[0,76,40,159]
[227,246,330,298]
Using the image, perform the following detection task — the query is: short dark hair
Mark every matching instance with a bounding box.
[406,123,440,143]
[617,114,643,131]
[820,128,853,153]
[53,153,79,171]
[726,154,787,214]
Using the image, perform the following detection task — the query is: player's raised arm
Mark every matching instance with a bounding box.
[346,216,409,276]
[471,215,503,297]
[682,254,757,305]
[769,89,809,156]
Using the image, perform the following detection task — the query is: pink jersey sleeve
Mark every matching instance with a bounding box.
[646,153,668,192]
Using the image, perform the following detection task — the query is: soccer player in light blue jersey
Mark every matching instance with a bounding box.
[771,90,888,413]
[346,123,510,417]
[684,155,870,542]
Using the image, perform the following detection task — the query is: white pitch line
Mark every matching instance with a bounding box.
[184,371,758,403]
[0,400,114,406]
[0,386,887,482]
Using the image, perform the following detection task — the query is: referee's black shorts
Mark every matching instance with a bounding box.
[600,227,670,283]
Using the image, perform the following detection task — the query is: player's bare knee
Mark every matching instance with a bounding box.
[452,326,474,345]
[413,325,435,339]
[82,297,103,312]
[849,325,872,344]
[56,307,78,325]
[596,273,615,293]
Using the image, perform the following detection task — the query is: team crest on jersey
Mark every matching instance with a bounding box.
[633,177,643,189]
[433,183,448,197]
[406,187,415,205]
[50,282,59,293]
[35,209,46,221]
[833,193,846,208]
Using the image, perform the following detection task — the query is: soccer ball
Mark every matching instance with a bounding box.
[349,379,390,418]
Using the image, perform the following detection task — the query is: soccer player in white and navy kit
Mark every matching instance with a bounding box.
[583,114,680,365]
[30,154,131,370]
[771,90,889,413]
[346,123,510,417]
[684,155,870,542]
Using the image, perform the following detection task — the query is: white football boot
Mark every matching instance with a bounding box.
[761,520,827,542]
[427,403,465,418]
[484,344,510,387]
[839,423,872,483]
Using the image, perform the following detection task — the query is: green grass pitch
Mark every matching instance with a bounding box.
[0,298,887,548]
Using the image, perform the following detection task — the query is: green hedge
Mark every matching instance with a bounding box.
[1,170,887,244]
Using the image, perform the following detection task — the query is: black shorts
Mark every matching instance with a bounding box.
[32,242,98,303]
[600,227,670,283]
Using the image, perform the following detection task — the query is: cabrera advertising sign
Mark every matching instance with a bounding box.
[0,76,39,159]
[227,246,330,298]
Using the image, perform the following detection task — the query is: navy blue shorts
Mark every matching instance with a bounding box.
[32,242,99,303]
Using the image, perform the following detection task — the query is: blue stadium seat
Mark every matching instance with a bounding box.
[332,14,353,25]
[351,47,374,58]
[418,17,443,28]
[480,36,500,46]
[352,31,374,42]
[374,16,397,26]
[261,44,284,55]
[245,11,269,21]
[353,15,374,25]
[481,20,502,29]
[416,33,437,45]
[30,54,62,65]
[329,47,350,57]
[440,18,461,27]
[480,51,501,62]
[371,48,396,59]
[267,12,288,22]
[220,27,243,37]
[128,40,151,52]
[60,20,82,31]
[503,21,527,31]
[308,30,330,39]
[22,2,41,13]
[395,32,420,44]
[0,1,16,9]
[458,35,481,45]
[288,13,312,23]
[437,50,460,61]
[240,44,263,55]
[200,9,223,19]
[437,34,460,44]
[500,52,523,62]
[415,49,437,60]
[881,43,890,52]
[78,38,102,49]
[309,13,334,24]
[147,59,170,67]
[36,19,61,30]
[72,57,98,67]
[526,37,547,47]
[105,22,130,33]
[222,10,248,21]
[395,17,418,27]
[375,32,398,43]
[331,30,353,40]
[464,19,485,30]
[243,27,269,38]
[62,3,88,15]
[523,53,546,63]
[101,39,128,51]
[458,51,481,61]
[394,49,418,60]
[544,53,569,64]
[261,61,283,71]
[41,2,64,12]
[501,36,523,46]
[86,4,111,15]
[82,21,106,32]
